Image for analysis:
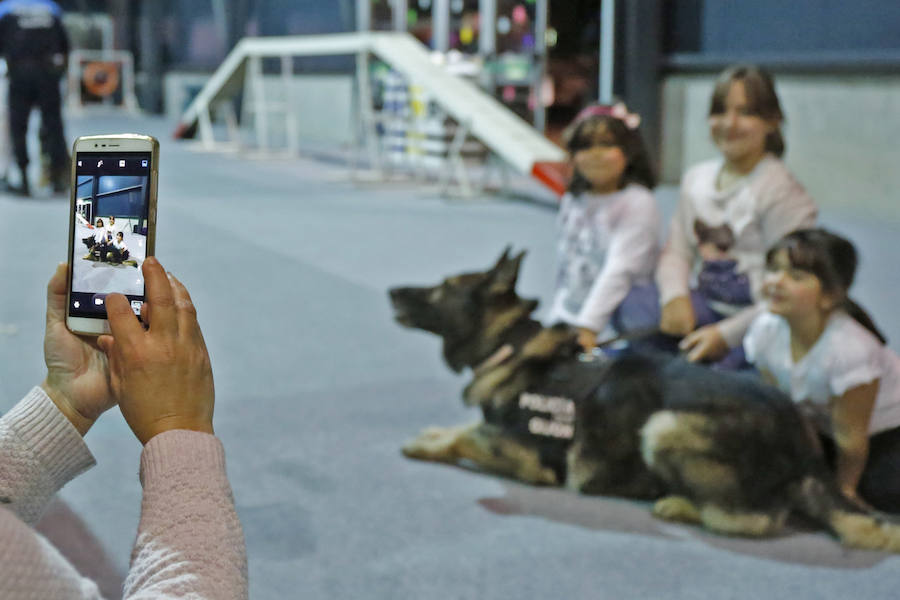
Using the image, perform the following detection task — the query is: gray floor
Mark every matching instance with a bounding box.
[2,113,900,599]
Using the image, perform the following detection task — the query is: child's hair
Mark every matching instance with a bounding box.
[709,64,785,157]
[562,104,657,194]
[766,228,886,344]
[116,231,123,239]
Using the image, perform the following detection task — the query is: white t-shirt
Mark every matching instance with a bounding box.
[744,310,900,435]
[547,184,660,334]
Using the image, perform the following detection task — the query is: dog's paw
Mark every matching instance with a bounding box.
[402,426,462,462]
[652,495,701,523]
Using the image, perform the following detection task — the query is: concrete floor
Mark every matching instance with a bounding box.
[2,113,900,599]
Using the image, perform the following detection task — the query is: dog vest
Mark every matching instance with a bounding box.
[509,357,609,442]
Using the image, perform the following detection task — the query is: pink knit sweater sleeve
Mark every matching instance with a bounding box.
[123,430,248,599]
[0,387,247,599]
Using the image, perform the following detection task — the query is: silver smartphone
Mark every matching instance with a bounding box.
[65,134,159,336]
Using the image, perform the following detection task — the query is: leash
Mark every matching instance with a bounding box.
[595,325,663,349]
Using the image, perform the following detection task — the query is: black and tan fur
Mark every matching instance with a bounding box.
[389,248,900,552]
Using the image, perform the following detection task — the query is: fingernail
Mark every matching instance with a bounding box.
[145,256,158,265]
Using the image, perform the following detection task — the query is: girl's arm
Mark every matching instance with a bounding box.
[830,380,879,503]
[573,191,660,335]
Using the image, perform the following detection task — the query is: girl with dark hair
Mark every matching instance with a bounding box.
[744,229,900,511]
[547,103,661,351]
[617,64,818,367]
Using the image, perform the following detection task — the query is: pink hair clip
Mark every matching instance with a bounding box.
[574,102,641,130]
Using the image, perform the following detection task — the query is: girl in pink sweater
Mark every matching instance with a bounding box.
[0,259,247,599]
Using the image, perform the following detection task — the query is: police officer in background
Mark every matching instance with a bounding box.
[0,0,69,196]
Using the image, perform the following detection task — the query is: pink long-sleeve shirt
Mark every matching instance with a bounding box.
[0,387,248,599]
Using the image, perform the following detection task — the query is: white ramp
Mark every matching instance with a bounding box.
[174,32,567,195]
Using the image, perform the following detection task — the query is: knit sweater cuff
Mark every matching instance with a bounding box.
[140,430,226,487]
[7,387,96,485]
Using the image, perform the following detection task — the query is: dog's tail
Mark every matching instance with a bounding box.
[792,474,900,552]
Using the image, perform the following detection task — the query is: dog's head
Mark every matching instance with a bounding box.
[389,247,538,372]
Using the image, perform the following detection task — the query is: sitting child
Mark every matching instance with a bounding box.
[109,231,129,262]
[744,229,900,512]
[546,102,660,352]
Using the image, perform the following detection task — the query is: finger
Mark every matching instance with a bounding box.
[105,293,144,348]
[96,334,114,354]
[142,257,177,338]
[46,263,68,324]
[678,331,698,351]
[140,301,151,328]
[167,272,202,338]
[686,343,705,363]
[96,334,119,362]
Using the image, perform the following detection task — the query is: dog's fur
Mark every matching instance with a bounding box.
[389,248,900,551]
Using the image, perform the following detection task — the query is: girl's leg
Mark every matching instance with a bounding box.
[611,283,661,333]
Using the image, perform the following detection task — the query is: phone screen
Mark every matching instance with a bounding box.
[69,152,152,319]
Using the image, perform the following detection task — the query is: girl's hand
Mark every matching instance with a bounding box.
[576,327,597,353]
[679,325,728,362]
[660,296,696,336]
[41,263,115,436]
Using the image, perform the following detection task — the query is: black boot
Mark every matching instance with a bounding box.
[9,165,30,197]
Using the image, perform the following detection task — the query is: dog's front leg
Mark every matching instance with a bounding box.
[403,423,558,485]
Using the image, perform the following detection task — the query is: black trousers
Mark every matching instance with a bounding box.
[7,65,68,173]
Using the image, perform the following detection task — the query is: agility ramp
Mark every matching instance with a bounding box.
[173,32,568,196]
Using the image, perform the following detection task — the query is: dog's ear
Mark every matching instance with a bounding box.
[488,249,526,295]
[491,246,513,271]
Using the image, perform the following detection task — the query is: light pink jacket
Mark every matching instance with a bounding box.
[0,387,248,599]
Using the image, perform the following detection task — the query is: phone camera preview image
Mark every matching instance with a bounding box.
[70,157,151,319]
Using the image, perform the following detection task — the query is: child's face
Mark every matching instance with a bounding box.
[709,80,775,167]
[571,123,627,193]
[764,249,833,319]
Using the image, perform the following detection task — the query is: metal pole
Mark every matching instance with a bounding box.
[478,0,497,90]
[478,0,496,56]
[356,0,371,31]
[433,0,450,52]
[533,0,547,131]
[599,0,615,103]
[393,0,408,32]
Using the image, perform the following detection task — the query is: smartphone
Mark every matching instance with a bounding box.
[66,134,159,335]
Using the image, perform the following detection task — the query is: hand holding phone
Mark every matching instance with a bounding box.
[42,263,116,436]
[66,134,159,335]
[98,258,215,445]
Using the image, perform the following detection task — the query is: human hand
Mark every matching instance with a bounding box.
[679,325,728,363]
[98,258,215,445]
[659,296,696,336]
[41,263,114,436]
[576,327,597,353]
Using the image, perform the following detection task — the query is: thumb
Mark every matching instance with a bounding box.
[45,263,68,324]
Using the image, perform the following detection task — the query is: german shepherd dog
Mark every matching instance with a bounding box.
[389,249,900,552]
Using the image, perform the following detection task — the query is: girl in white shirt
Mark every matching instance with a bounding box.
[628,65,817,367]
[547,103,661,352]
[744,229,900,512]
